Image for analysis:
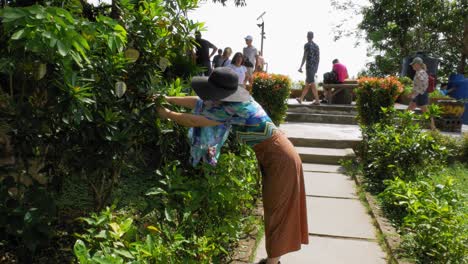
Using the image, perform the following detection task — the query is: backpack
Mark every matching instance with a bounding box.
[427,74,436,93]
[323,71,338,84]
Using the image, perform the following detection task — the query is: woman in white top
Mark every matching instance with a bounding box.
[228,52,250,87]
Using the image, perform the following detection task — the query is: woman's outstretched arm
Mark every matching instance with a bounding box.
[165,96,199,109]
[157,107,222,127]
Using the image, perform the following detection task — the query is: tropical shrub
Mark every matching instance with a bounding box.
[0,176,56,263]
[362,110,447,193]
[356,76,403,126]
[74,146,261,263]
[398,76,413,94]
[0,0,201,260]
[252,72,291,126]
[379,177,467,263]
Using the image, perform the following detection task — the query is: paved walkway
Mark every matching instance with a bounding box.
[253,121,388,264]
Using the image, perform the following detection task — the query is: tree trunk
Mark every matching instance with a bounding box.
[110,0,119,20]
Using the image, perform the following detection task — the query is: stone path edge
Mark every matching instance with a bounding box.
[353,175,413,264]
[230,201,264,264]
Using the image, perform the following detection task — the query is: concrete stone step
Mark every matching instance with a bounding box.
[304,171,357,199]
[286,112,358,125]
[296,147,355,165]
[255,235,387,264]
[287,103,358,115]
[289,137,360,149]
[280,122,361,149]
[307,196,376,240]
[302,163,344,173]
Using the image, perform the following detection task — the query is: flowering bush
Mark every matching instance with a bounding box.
[356,76,403,126]
[252,72,292,126]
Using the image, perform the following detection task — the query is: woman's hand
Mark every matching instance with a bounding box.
[151,93,166,102]
[157,106,171,119]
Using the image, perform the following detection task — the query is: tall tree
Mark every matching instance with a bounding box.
[333,0,467,77]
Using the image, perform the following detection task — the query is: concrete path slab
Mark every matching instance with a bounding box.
[302,163,344,173]
[280,122,361,140]
[254,235,387,264]
[304,172,357,199]
[307,196,376,239]
[296,147,355,164]
[286,113,358,125]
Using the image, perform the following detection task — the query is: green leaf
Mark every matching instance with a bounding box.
[113,248,134,259]
[120,218,133,233]
[145,187,167,196]
[11,29,25,40]
[73,240,90,264]
[1,8,26,21]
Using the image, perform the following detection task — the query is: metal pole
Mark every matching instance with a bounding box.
[260,22,264,55]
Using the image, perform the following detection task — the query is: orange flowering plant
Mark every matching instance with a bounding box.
[356,76,403,126]
[252,72,291,126]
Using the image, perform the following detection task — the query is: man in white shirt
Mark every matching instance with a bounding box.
[243,35,258,84]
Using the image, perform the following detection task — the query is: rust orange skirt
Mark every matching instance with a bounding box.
[253,131,309,258]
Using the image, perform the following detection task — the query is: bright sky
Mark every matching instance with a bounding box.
[189,0,371,83]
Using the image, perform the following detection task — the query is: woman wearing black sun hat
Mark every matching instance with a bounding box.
[156,67,308,264]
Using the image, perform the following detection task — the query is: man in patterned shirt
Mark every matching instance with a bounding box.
[297,31,320,105]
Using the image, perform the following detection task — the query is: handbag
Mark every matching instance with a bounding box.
[243,58,254,68]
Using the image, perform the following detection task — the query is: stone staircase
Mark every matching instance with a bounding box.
[254,101,388,263]
[286,103,358,125]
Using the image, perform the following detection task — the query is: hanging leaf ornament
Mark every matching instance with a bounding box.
[124,48,140,63]
[33,62,47,80]
[115,81,127,98]
[158,57,170,72]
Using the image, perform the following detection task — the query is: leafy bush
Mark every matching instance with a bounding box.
[362,110,448,193]
[398,76,413,95]
[74,146,261,263]
[379,177,467,263]
[252,72,291,126]
[0,0,201,259]
[461,133,468,163]
[0,176,56,263]
[356,76,403,126]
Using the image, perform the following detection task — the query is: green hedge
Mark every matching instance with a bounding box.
[353,107,467,263]
[362,111,448,193]
[251,72,291,126]
[379,177,467,263]
[74,146,261,263]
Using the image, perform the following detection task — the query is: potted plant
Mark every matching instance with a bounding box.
[429,89,452,104]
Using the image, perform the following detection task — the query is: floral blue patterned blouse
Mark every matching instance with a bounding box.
[188,97,278,166]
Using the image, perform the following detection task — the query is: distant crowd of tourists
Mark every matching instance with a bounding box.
[194,31,265,87]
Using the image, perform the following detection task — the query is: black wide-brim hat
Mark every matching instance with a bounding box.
[192,67,250,102]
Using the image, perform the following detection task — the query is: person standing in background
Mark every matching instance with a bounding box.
[212,49,223,68]
[195,31,217,76]
[297,31,320,105]
[243,35,258,84]
[228,52,250,87]
[256,51,265,72]
[407,57,435,129]
[220,47,233,67]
